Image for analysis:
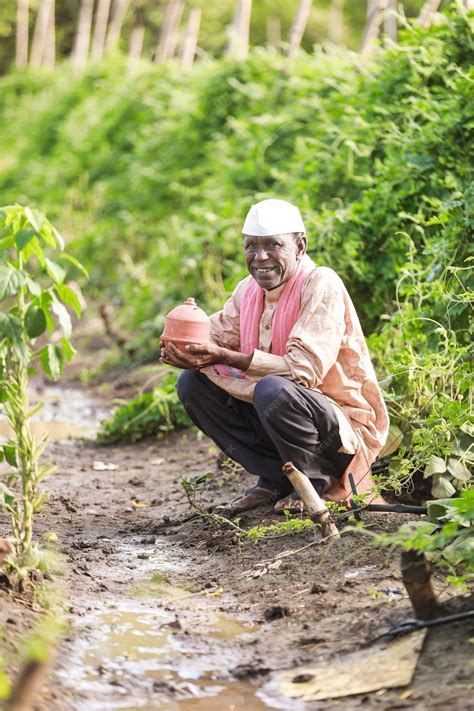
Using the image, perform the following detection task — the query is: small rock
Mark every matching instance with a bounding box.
[264,605,291,621]
[30,569,43,584]
[293,673,314,684]
[310,583,328,594]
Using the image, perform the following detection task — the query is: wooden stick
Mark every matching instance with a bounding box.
[127,24,145,74]
[416,0,442,29]
[383,0,397,44]
[16,0,29,69]
[106,0,130,49]
[43,0,55,69]
[286,0,312,68]
[360,0,386,56]
[155,0,185,64]
[228,0,253,61]
[282,461,339,539]
[30,0,54,67]
[91,0,112,60]
[180,7,201,72]
[71,0,94,71]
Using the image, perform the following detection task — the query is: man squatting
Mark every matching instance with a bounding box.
[160,199,389,514]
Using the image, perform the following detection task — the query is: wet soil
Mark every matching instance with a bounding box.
[1,379,473,710]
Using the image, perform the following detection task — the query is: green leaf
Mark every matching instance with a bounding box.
[14,227,35,251]
[0,313,22,342]
[51,299,72,339]
[423,455,446,479]
[0,265,26,300]
[426,499,452,522]
[0,235,14,248]
[23,235,46,266]
[61,338,77,362]
[59,253,89,279]
[55,283,82,318]
[40,291,55,335]
[44,258,66,284]
[3,444,17,468]
[25,207,45,235]
[25,277,42,297]
[431,473,456,499]
[25,306,47,338]
[447,458,472,482]
[52,226,65,250]
[39,344,64,380]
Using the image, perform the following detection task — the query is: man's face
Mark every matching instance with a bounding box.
[243,232,307,290]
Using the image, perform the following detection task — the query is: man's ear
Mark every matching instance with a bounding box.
[295,232,307,259]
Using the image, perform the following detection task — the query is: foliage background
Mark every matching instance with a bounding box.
[0,0,427,76]
[0,7,472,494]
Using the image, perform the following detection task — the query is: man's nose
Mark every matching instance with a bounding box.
[254,246,270,261]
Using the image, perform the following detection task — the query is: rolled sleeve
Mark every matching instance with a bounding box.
[245,349,291,377]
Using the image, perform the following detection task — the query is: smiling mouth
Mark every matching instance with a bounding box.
[255,267,276,274]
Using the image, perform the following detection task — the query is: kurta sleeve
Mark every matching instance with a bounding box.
[208,276,250,351]
[245,267,347,387]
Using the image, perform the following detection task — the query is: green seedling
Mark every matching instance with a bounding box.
[0,204,86,573]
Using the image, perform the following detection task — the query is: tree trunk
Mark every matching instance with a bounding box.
[16,0,29,69]
[360,0,386,56]
[266,16,281,49]
[43,0,55,68]
[327,0,345,45]
[106,0,131,49]
[228,0,253,61]
[91,0,112,60]
[155,0,185,63]
[383,0,397,44]
[30,0,54,67]
[71,0,94,71]
[127,24,145,73]
[286,0,312,65]
[417,0,442,28]
[180,7,201,71]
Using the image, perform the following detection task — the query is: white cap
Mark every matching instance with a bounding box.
[242,199,305,236]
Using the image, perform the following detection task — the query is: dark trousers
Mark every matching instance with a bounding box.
[176,371,354,496]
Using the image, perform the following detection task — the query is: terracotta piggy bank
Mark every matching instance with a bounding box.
[161,297,210,352]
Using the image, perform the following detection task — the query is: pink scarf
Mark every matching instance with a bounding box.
[240,253,316,355]
[213,255,315,379]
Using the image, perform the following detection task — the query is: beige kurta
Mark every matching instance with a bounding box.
[200,265,389,502]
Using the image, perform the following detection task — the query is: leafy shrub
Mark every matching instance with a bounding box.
[96,371,190,444]
[359,489,474,589]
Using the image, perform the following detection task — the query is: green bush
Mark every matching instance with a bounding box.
[96,372,190,444]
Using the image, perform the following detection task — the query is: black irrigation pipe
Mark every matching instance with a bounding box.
[365,610,474,646]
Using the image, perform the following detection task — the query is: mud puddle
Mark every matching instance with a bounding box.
[0,384,109,441]
[58,575,291,710]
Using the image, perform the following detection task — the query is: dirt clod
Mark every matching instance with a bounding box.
[264,605,291,621]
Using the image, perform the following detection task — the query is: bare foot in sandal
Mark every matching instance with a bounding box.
[274,491,304,515]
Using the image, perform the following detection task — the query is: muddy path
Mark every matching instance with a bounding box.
[1,382,473,710]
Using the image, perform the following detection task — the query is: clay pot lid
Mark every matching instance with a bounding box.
[165,297,210,323]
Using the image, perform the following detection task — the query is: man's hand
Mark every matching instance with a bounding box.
[160,342,253,371]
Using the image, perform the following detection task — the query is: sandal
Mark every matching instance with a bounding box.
[274,491,304,515]
[220,485,282,517]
